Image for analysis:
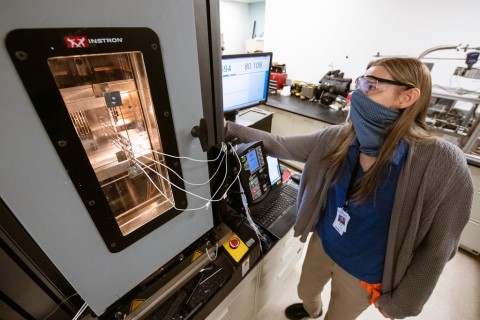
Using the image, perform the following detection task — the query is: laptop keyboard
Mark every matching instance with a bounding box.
[282,183,298,198]
[251,184,297,228]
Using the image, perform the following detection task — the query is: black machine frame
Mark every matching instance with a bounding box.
[5,28,188,252]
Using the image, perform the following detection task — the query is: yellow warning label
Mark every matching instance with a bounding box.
[192,250,203,262]
[130,299,145,312]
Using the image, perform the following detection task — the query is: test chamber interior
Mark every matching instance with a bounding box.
[53,52,179,238]
[0,0,224,317]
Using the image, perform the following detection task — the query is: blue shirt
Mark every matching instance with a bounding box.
[317,139,408,283]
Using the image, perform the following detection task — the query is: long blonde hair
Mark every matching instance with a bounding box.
[323,57,434,202]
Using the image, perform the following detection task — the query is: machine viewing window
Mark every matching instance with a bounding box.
[47,52,174,236]
[6,28,187,251]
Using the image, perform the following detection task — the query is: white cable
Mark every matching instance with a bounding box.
[42,293,79,320]
[71,302,88,320]
[243,220,264,257]
[131,143,242,212]
[208,146,230,201]
[205,241,219,261]
[204,143,242,203]
[115,139,229,186]
[233,150,268,255]
[239,185,266,257]
[132,156,224,203]
[97,132,240,212]
[100,124,230,187]
[140,151,227,186]
[138,142,228,162]
[131,158,191,209]
[94,120,243,210]
[239,184,267,243]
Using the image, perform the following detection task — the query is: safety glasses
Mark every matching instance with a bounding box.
[355,75,415,94]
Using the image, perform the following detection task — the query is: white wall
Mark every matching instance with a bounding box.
[249,2,265,38]
[220,0,266,54]
[219,1,250,54]
[264,0,479,87]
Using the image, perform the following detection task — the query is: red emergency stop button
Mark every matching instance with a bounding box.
[229,237,240,249]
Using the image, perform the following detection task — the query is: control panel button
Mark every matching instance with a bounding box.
[229,237,240,249]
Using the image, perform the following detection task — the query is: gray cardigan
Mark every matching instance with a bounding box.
[226,121,473,319]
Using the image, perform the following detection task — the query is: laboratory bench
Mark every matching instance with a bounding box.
[265,93,348,126]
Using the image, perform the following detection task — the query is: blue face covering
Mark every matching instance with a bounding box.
[349,90,400,156]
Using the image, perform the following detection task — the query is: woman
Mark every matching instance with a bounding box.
[224,57,473,320]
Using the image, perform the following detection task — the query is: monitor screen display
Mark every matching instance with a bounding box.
[221,52,273,114]
[246,149,260,173]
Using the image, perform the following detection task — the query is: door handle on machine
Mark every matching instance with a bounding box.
[191,118,209,152]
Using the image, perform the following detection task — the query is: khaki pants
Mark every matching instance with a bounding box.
[297,233,371,320]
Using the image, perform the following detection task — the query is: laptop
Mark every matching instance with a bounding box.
[248,156,298,239]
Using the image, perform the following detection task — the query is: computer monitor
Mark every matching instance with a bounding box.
[221,52,273,121]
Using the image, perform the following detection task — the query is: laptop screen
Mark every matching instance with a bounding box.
[266,156,281,185]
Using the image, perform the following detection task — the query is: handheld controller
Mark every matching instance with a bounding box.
[231,141,271,206]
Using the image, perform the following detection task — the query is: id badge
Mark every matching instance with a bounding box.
[333,207,350,235]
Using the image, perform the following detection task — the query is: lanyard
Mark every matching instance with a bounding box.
[343,155,361,211]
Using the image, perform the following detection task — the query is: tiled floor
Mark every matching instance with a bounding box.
[256,243,480,320]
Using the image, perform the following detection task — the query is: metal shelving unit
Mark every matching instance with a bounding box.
[427,90,480,164]
[420,44,480,166]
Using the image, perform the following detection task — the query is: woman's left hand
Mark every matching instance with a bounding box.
[374,300,394,319]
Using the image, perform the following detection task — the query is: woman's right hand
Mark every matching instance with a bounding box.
[374,301,394,319]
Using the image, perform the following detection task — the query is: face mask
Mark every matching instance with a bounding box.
[349,89,399,156]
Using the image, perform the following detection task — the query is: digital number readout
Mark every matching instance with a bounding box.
[221,56,269,76]
[244,61,262,70]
